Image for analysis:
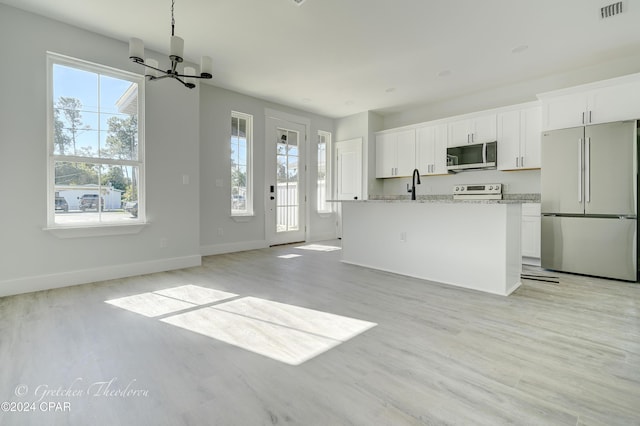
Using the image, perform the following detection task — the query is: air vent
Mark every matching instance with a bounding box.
[601,1,623,18]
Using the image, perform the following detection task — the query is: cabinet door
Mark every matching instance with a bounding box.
[375,133,396,178]
[416,126,435,174]
[521,106,541,169]
[541,93,588,131]
[589,81,640,125]
[432,124,448,175]
[497,110,521,170]
[472,114,497,143]
[522,203,541,259]
[448,119,471,147]
[395,130,416,177]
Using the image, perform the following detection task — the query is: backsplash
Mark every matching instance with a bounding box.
[378,168,540,197]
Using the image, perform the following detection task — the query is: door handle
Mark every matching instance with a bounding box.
[585,137,590,203]
[578,138,583,203]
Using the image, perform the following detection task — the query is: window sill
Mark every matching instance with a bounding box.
[231,214,254,223]
[44,222,148,239]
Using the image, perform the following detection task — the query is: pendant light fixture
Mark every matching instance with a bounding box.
[128,0,212,89]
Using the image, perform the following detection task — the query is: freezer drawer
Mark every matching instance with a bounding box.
[541,216,637,281]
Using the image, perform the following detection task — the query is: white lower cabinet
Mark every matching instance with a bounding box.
[522,203,541,263]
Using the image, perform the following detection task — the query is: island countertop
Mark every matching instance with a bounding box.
[330,193,540,204]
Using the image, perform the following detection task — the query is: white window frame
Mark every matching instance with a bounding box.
[317,130,332,213]
[46,52,145,236]
[230,111,254,217]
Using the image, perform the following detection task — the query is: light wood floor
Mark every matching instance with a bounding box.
[1,241,639,425]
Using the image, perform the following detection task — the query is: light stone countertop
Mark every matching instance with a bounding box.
[329,193,540,204]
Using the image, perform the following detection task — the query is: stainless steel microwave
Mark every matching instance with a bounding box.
[446,141,497,172]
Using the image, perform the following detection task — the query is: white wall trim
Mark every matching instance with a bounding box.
[0,255,202,298]
[201,240,268,256]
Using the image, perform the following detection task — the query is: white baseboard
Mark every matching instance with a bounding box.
[522,256,541,266]
[200,240,268,256]
[0,255,202,298]
[308,233,339,243]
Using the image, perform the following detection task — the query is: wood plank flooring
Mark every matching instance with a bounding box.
[1,241,639,425]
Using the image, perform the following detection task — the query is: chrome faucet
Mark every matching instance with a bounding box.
[407,168,421,200]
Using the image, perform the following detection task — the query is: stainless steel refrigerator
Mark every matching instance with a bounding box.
[541,120,638,281]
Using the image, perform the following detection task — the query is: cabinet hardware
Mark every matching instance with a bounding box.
[521,156,524,167]
[582,111,585,124]
[516,157,519,168]
[589,110,592,123]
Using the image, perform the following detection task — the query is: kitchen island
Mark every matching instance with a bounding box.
[340,198,531,296]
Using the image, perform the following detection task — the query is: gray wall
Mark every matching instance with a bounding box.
[0,4,335,296]
[199,85,336,254]
[0,4,201,297]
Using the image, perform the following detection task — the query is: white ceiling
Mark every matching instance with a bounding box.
[3,0,640,118]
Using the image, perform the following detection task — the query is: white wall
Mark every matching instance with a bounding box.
[383,53,640,129]
[334,111,384,199]
[199,85,336,256]
[0,4,201,296]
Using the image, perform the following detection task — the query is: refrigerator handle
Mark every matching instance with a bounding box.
[585,137,590,203]
[578,138,583,203]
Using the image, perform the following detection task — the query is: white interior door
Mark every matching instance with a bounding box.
[335,138,362,201]
[266,117,307,246]
[335,138,362,239]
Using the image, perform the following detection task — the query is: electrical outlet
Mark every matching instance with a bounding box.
[160,238,168,248]
[217,228,224,236]
[182,174,190,185]
[400,232,407,242]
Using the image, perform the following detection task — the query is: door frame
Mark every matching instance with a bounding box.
[264,108,311,246]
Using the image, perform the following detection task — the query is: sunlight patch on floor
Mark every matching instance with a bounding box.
[295,244,341,252]
[163,297,377,365]
[154,285,238,305]
[278,254,302,259]
[105,292,195,318]
[106,285,376,365]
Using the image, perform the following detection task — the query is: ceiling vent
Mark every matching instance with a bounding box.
[601,1,623,18]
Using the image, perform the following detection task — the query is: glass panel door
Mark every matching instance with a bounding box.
[277,128,300,233]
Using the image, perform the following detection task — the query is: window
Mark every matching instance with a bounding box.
[317,130,332,213]
[47,53,144,228]
[231,111,253,216]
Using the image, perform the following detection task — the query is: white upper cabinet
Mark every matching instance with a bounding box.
[539,73,640,131]
[448,114,496,147]
[375,129,416,178]
[416,123,447,175]
[497,105,541,171]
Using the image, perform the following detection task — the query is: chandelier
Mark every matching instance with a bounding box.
[128,0,212,89]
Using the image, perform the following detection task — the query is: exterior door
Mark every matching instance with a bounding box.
[266,117,307,246]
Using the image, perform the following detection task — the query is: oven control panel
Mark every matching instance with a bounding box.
[453,183,502,199]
